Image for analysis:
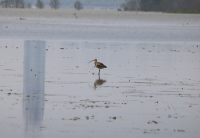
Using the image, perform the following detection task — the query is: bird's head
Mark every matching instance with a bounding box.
[88,59,97,63]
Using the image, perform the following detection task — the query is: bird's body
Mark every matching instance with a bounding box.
[89,59,107,74]
[94,59,107,70]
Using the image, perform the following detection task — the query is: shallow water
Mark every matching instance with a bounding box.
[0,40,200,138]
[1,9,200,41]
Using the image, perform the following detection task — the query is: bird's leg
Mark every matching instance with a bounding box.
[98,69,100,75]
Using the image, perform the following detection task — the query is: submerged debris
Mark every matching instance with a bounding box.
[70,117,80,121]
[112,117,117,120]
[174,130,185,132]
[148,120,158,124]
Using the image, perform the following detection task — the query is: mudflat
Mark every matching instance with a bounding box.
[0,8,200,138]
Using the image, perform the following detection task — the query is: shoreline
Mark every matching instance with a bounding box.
[0,8,200,41]
[1,8,200,27]
[1,8,200,18]
[1,8,200,26]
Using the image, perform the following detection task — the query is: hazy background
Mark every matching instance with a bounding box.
[1,0,200,12]
[39,0,124,9]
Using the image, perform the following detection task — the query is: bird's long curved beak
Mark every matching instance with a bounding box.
[88,60,94,63]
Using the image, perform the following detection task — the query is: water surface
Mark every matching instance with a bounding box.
[0,40,199,138]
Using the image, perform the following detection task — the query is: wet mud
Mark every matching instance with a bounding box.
[0,40,200,138]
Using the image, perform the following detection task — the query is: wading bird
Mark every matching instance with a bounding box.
[89,59,107,74]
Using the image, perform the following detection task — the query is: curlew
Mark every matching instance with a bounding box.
[89,59,107,74]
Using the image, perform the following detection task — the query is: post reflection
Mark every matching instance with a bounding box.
[94,75,106,90]
[23,40,46,138]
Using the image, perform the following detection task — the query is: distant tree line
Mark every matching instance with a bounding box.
[141,0,200,13]
[121,0,200,13]
[0,0,84,10]
[120,0,140,11]
[74,0,83,10]
[35,0,44,8]
[35,0,61,9]
[0,0,54,9]
[49,0,59,9]
[1,0,123,9]
[0,0,28,8]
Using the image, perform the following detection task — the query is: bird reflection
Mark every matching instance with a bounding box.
[23,40,46,138]
[94,75,106,90]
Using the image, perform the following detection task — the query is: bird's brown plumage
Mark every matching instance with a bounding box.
[89,59,107,74]
[93,59,107,70]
